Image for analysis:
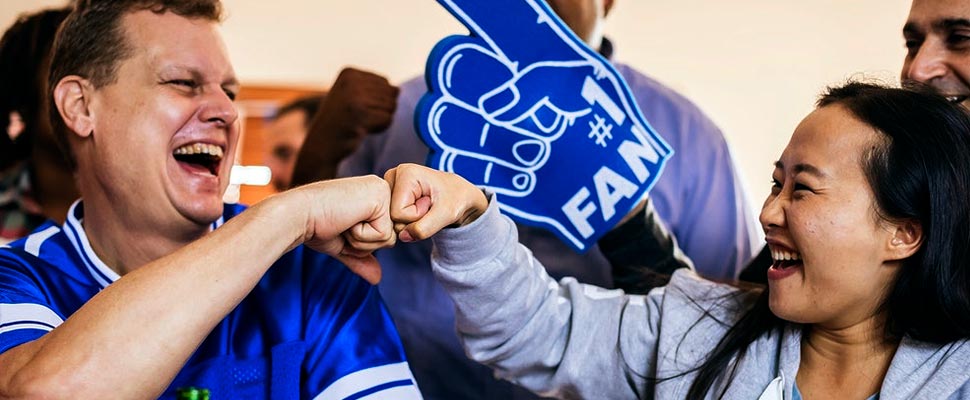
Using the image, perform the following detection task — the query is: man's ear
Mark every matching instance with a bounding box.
[53,75,95,138]
[887,220,922,261]
[603,0,615,18]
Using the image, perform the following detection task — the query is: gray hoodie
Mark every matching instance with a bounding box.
[430,199,970,399]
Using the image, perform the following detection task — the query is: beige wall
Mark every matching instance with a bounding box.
[1,0,913,210]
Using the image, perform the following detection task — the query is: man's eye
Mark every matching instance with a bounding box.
[793,183,813,192]
[223,89,237,101]
[168,79,197,88]
[904,38,923,57]
[905,39,921,51]
[947,33,970,47]
[273,147,294,160]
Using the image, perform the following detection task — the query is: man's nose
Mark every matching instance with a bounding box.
[199,88,239,127]
[904,41,950,83]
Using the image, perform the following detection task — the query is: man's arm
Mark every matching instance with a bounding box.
[598,197,693,294]
[290,68,398,186]
[0,176,394,399]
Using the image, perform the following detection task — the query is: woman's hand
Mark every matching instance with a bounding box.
[384,163,489,242]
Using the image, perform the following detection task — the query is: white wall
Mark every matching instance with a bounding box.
[1,0,913,209]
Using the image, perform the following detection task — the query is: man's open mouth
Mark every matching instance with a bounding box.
[173,143,224,176]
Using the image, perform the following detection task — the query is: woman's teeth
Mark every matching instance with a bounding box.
[772,249,801,262]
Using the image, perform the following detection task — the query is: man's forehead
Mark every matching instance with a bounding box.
[120,10,237,84]
[907,0,970,25]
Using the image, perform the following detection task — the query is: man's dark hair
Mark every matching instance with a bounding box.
[47,0,224,169]
[275,95,326,128]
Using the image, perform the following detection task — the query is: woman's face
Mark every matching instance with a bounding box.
[761,104,904,330]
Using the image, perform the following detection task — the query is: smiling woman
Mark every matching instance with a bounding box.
[381,81,970,399]
[685,82,970,399]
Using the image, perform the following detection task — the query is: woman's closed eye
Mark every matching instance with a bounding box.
[770,178,782,195]
[792,182,815,199]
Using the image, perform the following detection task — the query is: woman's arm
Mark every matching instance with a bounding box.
[386,164,663,399]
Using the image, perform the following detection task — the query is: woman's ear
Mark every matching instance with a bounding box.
[53,75,95,139]
[887,220,922,261]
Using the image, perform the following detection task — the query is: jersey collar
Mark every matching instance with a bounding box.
[61,200,225,289]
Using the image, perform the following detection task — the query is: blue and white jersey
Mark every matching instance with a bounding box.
[0,201,422,399]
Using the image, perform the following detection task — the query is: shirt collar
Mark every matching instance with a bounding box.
[61,200,227,289]
[63,200,119,289]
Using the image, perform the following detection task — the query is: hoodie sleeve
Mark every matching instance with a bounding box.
[430,196,667,399]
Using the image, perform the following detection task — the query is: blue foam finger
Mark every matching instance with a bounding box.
[435,0,585,67]
[418,0,674,252]
[425,100,550,172]
[432,40,514,109]
[491,64,598,137]
[443,152,536,198]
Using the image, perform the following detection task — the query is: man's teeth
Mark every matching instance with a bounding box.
[772,249,801,262]
[946,96,968,104]
[173,143,224,159]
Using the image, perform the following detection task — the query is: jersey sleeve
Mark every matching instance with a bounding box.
[0,249,65,354]
[300,253,422,400]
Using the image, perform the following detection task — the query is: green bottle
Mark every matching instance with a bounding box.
[175,386,210,400]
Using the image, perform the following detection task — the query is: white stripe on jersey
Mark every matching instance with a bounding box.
[24,226,60,257]
[0,303,64,334]
[211,215,225,230]
[313,361,421,400]
[63,201,119,288]
[355,384,424,400]
[0,322,58,335]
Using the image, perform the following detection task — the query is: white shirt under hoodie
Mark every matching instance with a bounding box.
[430,196,970,399]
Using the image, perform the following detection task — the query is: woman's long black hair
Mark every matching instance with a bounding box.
[685,82,970,399]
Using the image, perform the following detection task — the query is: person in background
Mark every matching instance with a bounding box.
[388,81,970,399]
[902,0,970,110]
[290,67,398,188]
[264,94,323,191]
[0,1,420,398]
[0,7,78,244]
[266,66,398,192]
[291,1,759,397]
